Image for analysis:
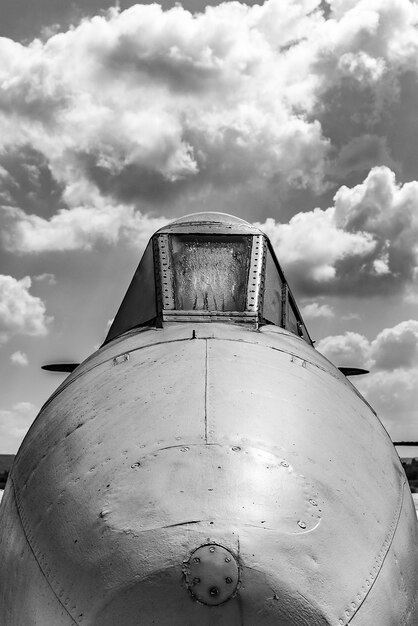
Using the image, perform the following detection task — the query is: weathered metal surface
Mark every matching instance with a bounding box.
[105,212,313,345]
[1,321,417,624]
[246,235,265,314]
[184,543,240,605]
[156,211,264,235]
[0,479,75,625]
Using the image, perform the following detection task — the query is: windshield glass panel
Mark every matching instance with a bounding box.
[171,235,251,311]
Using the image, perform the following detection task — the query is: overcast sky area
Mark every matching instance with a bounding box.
[0,0,418,453]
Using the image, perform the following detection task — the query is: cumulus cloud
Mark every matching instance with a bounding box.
[2,201,168,252]
[0,0,329,247]
[258,166,418,296]
[33,272,56,285]
[10,350,28,366]
[371,320,418,370]
[0,275,52,344]
[317,319,418,369]
[0,402,37,453]
[317,319,418,439]
[0,1,416,253]
[301,301,335,319]
[316,330,371,366]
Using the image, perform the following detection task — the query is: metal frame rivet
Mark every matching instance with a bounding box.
[209,586,219,596]
[225,557,230,563]
[281,461,289,467]
[193,557,200,563]
[232,446,241,451]
[309,499,317,506]
[209,546,215,553]
[298,521,307,529]
[225,577,233,584]
[193,577,200,585]
[180,447,189,452]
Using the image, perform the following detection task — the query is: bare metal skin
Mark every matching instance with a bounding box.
[1,214,417,625]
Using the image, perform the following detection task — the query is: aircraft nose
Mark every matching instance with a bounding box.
[93,535,331,626]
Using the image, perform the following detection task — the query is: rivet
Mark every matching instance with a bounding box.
[209,546,215,553]
[309,499,317,506]
[281,461,289,467]
[180,447,189,452]
[193,557,200,563]
[298,521,307,529]
[193,577,201,585]
[225,577,233,584]
[232,446,241,451]
[225,557,230,563]
[130,462,140,468]
[209,586,219,596]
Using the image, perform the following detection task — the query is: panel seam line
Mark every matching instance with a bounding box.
[9,477,78,624]
[204,338,208,444]
[345,477,406,624]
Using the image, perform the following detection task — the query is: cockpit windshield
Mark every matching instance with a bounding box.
[104,212,313,346]
[171,235,251,312]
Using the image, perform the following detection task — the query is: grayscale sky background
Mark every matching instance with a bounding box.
[1,0,418,452]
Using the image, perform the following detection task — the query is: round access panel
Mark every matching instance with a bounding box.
[184,544,240,606]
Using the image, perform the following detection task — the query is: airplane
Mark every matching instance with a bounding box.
[0,212,417,625]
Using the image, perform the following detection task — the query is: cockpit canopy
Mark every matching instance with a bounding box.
[104,213,312,345]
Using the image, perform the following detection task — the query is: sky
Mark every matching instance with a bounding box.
[0,0,418,453]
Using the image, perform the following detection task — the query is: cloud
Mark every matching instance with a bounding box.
[301,301,335,319]
[33,272,56,285]
[258,166,418,296]
[10,350,28,366]
[0,274,52,344]
[0,1,417,251]
[316,319,418,439]
[0,2,329,205]
[1,194,168,253]
[0,1,328,250]
[316,331,371,366]
[317,319,418,370]
[258,207,375,287]
[333,167,418,285]
[0,402,37,453]
[371,320,418,370]
[357,367,418,440]
[329,134,399,180]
